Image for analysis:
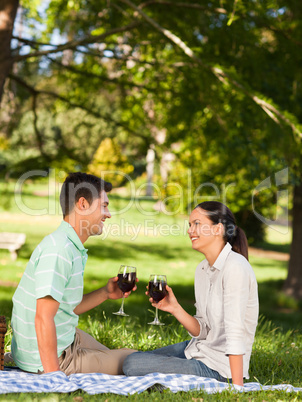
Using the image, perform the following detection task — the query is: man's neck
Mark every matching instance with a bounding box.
[64,215,88,244]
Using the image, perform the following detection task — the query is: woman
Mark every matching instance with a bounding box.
[123,201,259,386]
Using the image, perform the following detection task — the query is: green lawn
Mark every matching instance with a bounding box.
[0,181,301,400]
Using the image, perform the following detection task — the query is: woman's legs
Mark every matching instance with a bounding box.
[123,341,228,382]
[148,341,189,358]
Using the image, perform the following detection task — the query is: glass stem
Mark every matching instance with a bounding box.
[155,307,159,322]
[120,294,125,313]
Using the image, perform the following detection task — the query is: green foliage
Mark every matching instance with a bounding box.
[3,0,302,193]
[2,0,302,298]
[164,128,288,242]
[235,209,265,244]
[88,137,134,186]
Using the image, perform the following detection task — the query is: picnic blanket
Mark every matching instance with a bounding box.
[0,370,301,395]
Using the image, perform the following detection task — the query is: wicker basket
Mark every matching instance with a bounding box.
[0,316,7,370]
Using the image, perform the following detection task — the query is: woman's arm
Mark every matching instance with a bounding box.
[229,354,244,386]
[223,261,253,386]
[150,285,201,336]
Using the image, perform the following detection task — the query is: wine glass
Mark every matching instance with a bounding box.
[113,265,136,317]
[148,274,167,325]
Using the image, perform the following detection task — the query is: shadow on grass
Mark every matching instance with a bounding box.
[251,259,286,269]
[17,236,183,261]
[258,279,302,330]
[252,240,290,254]
[83,276,302,331]
[1,276,301,332]
[82,279,196,326]
[87,242,193,261]
[0,287,14,317]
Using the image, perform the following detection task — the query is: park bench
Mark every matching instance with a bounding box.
[0,232,26,260]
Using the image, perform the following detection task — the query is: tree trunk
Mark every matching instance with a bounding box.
[283,182,302,299]
[0,0,19,104]
[146,147,155,197]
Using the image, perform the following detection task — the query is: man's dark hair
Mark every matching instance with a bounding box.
[60,172,112,217]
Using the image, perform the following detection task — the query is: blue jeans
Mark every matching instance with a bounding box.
[123,341,228,382]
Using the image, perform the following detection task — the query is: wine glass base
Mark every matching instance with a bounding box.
[148,320,165,325]
[113,311,129,317]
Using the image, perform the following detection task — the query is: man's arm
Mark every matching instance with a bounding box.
[74,276,137,315]
[35,296,60,373]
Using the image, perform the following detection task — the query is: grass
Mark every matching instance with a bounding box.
[253,224,292,254]
[0,180,301,400]
[1,390,301,401]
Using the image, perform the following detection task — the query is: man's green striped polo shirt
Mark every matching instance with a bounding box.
[11,220,88,373]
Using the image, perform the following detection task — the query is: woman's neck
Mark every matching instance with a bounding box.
[204,242,225,267]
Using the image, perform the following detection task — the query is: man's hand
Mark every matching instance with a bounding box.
[106,276,138,300]
[74,276,138,315]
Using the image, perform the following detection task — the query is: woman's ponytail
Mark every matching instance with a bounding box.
[230,226,249,261]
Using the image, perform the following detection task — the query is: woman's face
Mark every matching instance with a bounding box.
[187,208,222,253]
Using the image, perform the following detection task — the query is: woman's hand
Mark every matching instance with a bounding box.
[147,284,201,336]
[147,285,180,315]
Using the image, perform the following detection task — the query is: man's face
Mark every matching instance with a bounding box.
[81,190,111,237]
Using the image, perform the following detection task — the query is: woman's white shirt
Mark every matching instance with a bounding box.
[184,242,259,379]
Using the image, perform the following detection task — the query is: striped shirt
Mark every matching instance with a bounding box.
[185,243,259,379]
[11,221,88,373]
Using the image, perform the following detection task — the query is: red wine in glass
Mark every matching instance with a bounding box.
[148,274,167,325]
[113,265,136,317]
[148,280,167,302]
[118,272,137,293]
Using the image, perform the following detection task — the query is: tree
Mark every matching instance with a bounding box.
[0,0,19,101]
[117,0,302,298]
[1,0,302,298]
[87,137,134,186]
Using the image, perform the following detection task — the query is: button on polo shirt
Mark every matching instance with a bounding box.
[11,221,88,373]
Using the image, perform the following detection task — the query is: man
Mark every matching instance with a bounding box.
[10,172,136,375]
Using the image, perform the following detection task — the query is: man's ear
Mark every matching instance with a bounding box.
[76,196,89,211]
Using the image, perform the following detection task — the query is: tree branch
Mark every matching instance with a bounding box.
[9,73,150,145]
[45,55,156,91]
[240,14,302,49]
[10,22,140,62]
[119,0,302,140]
[32,93,48,159]
[67,46,160,67]
[11,36,57,48]
[139,1,227,14]
[266,25,302,48]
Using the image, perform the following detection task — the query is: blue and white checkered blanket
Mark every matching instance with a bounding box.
[0,370,301,395]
